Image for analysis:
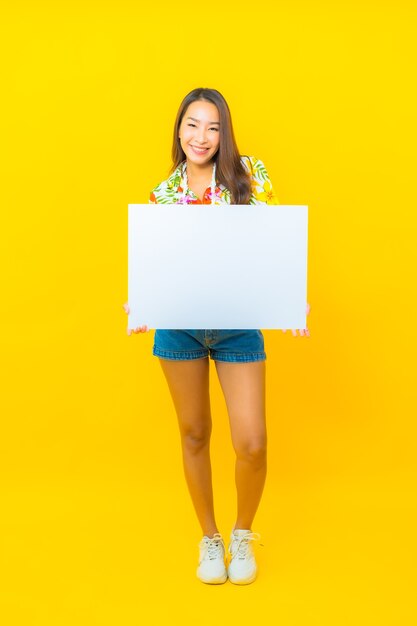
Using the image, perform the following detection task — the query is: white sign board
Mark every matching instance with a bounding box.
[128,204,308,330]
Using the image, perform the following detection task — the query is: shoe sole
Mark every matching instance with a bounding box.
[197,572,228,584]
[227,567,257,585]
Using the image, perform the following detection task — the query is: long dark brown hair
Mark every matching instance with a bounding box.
[169,88,252,204]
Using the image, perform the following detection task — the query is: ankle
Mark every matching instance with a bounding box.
[203,529,220,538]
[233,525,252,533]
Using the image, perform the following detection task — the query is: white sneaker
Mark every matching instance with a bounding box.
[227,528,261,585]
[196,533,227,584]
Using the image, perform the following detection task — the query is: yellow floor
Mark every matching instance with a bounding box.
[1,468,415,625]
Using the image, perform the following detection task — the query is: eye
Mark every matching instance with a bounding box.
[186,123,219,131]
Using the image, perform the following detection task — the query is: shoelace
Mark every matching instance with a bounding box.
[202,533,225,561]
[230,531,262,560]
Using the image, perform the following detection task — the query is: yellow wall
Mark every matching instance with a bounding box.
[1,1,416,624]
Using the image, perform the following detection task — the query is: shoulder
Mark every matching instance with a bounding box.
[240,155,269,178]
[240,155,277,205]
[149,163,183,204]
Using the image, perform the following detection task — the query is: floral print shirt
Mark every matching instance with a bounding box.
[149,155,278,205]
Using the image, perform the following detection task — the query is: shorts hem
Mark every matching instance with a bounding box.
[211,352,267,363]
[153,346,209,361]
[153,346,266,363]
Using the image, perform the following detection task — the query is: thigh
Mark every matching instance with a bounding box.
[214,361,266,449]
[158,357,212,437]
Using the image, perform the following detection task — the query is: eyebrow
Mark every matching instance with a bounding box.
[186,116,220,125]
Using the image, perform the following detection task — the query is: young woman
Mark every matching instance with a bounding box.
[123,87,310,585]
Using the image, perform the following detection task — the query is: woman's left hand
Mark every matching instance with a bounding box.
[282,303,311,337]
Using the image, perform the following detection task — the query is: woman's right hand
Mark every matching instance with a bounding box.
[123,302,150,335]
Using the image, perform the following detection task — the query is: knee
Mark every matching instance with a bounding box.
[182,425,212,454]
[235,437,267,465]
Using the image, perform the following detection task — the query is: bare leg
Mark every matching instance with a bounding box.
[215,360,267,530]
[158,357,219,538]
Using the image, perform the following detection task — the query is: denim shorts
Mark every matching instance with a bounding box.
[152,329,266,363]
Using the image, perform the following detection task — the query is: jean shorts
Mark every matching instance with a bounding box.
[152,329,266,363]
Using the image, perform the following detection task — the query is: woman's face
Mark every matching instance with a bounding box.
[178,100,220,166]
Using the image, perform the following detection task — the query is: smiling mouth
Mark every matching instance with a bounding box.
[190,146,209,153]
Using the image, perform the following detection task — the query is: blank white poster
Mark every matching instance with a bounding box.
[128,204,308,330]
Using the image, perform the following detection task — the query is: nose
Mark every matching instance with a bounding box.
[195,127,208,144]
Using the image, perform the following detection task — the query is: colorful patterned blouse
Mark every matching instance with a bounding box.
[149,155,278,205]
